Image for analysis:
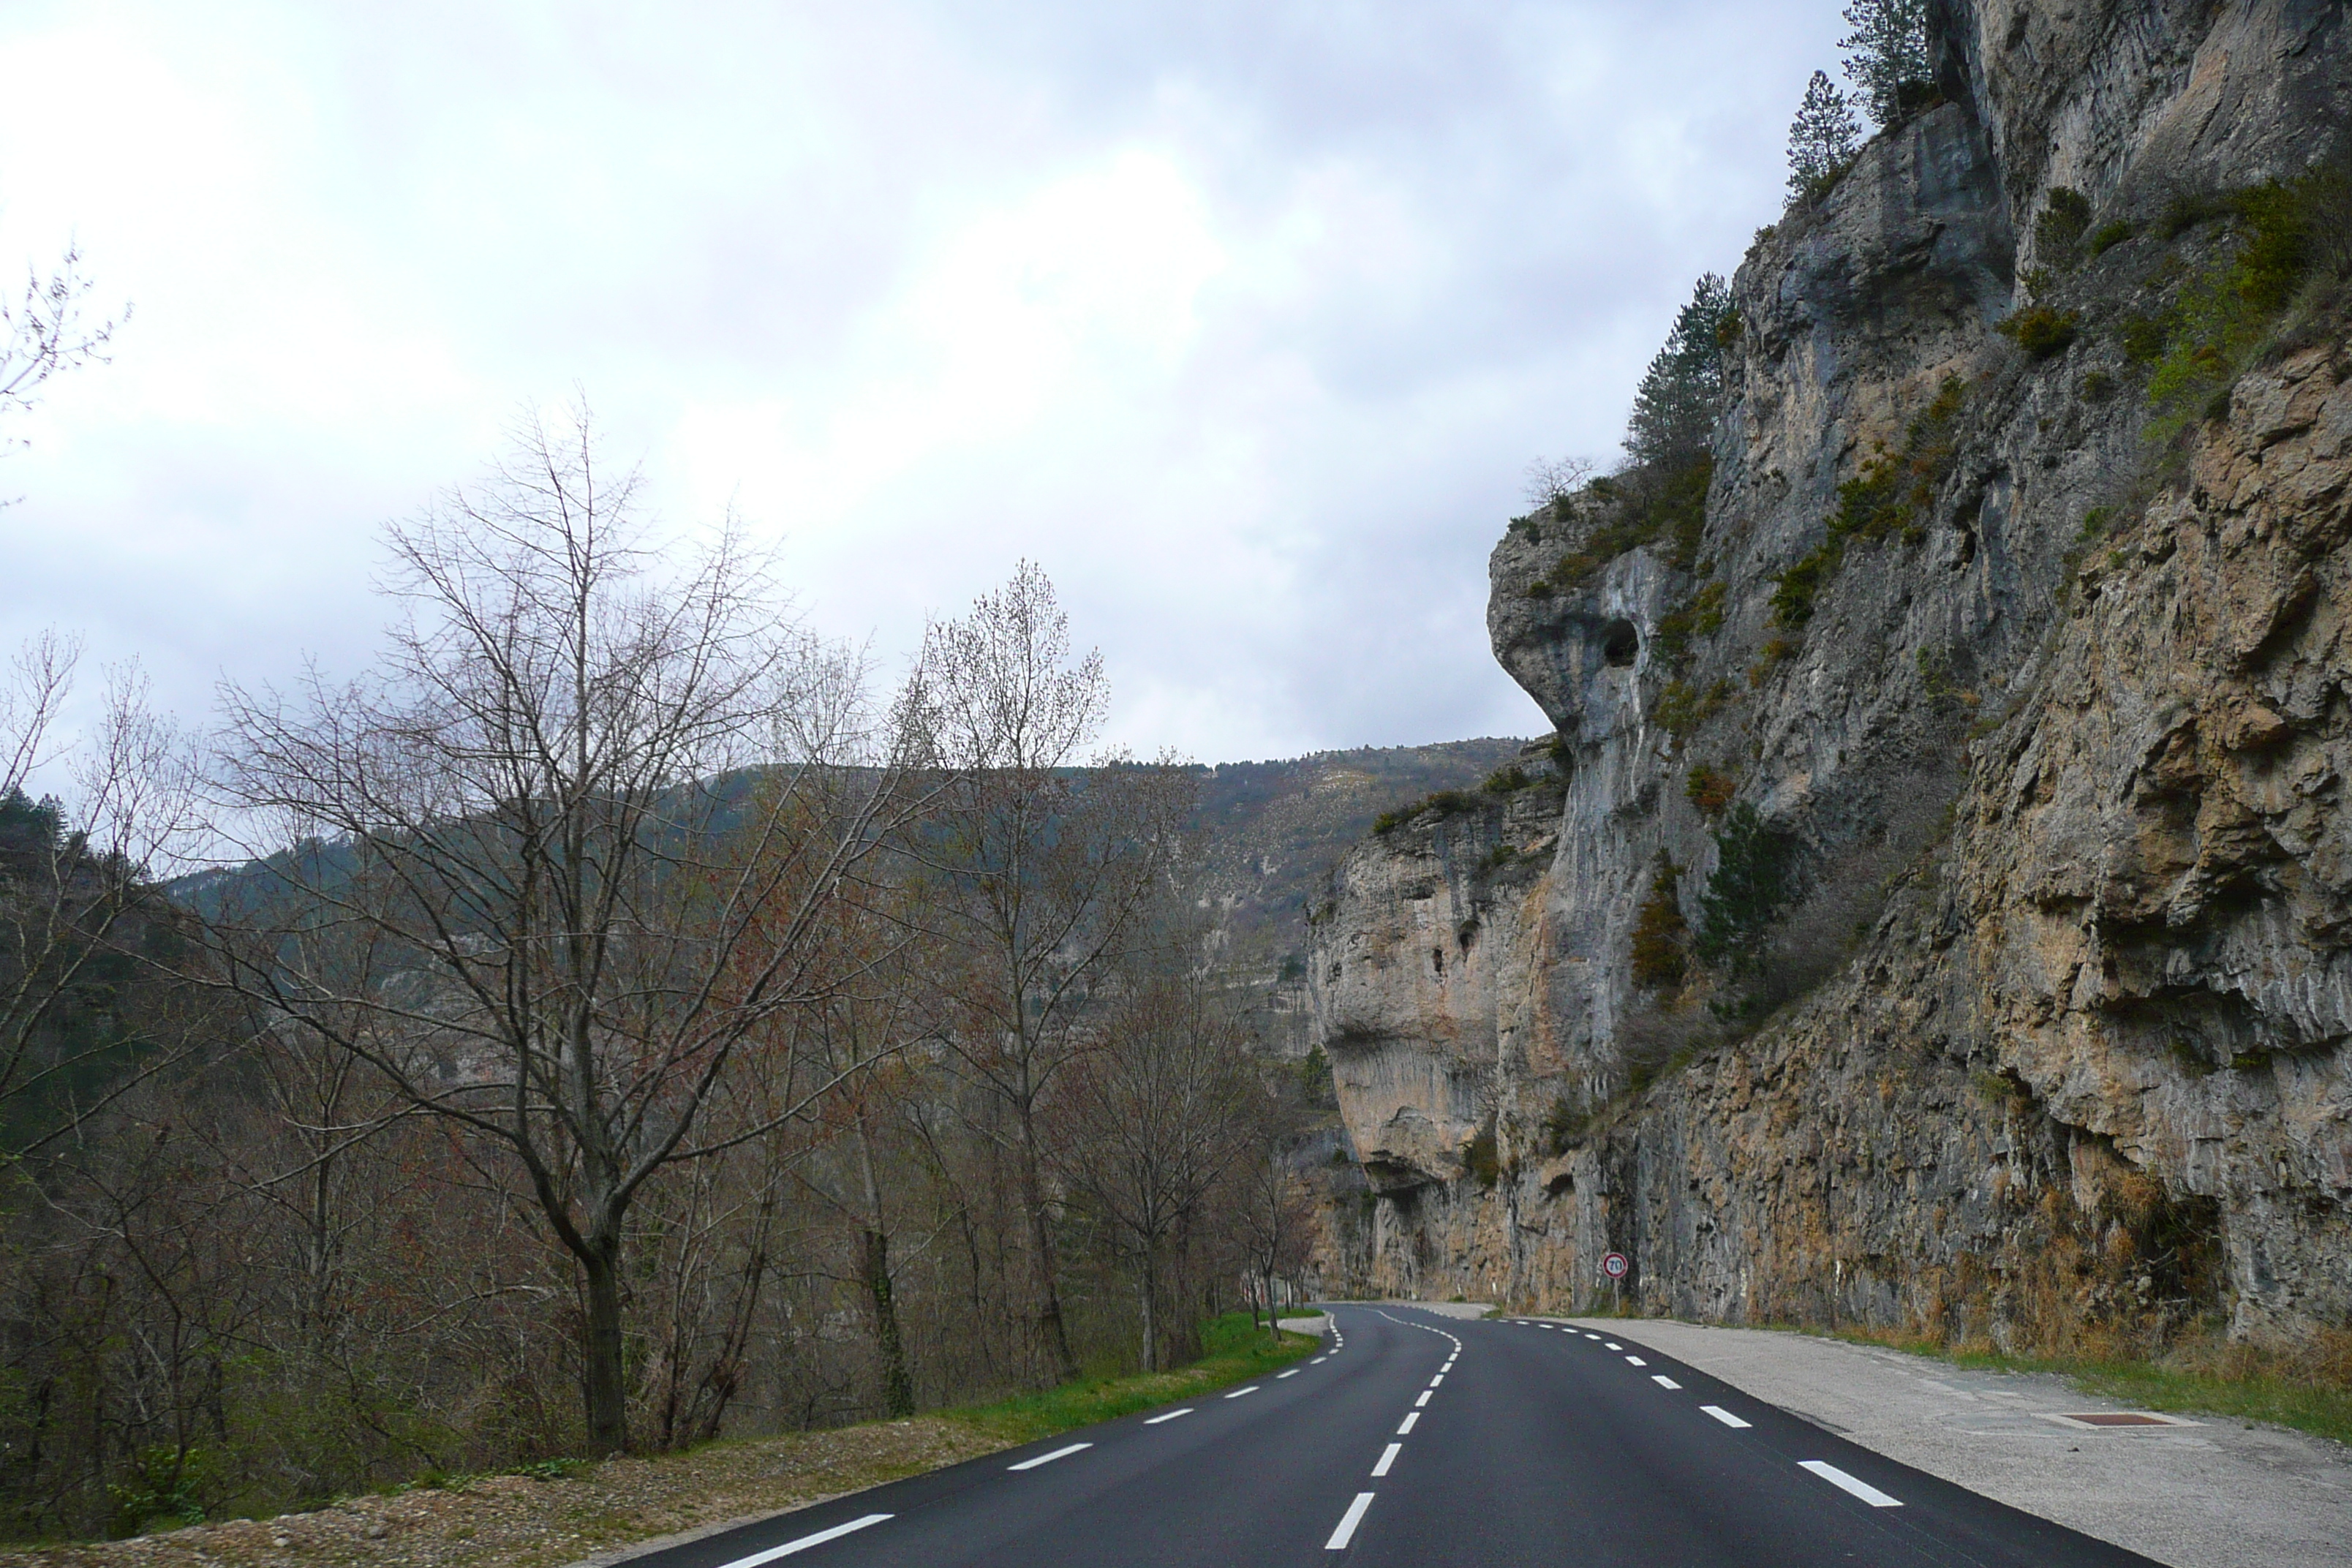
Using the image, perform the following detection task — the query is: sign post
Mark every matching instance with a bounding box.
[1602,1251,1628,1316]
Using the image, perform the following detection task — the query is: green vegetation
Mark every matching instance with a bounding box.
[949,1315,1319,1447]
[1463,1124,1501,1188]
[1999,304,2081,358]
[1655,678,1733,739]
[1628,856,1689,991]
[1482,764,1533,794]
[1652,582,1727,665]
[2032,186,2093,270]
[1786,71,1861,203]
[2126,157,2352,445]
[1771,376,1966,630]
[1694,804,1798,976]
[2087,219,2134,258]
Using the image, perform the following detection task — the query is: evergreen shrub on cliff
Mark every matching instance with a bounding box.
[1693,804,1796,976]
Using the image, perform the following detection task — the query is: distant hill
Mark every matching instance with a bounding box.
[1186,737,1531,1058]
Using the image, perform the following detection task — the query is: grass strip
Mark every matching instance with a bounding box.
[945,1313,1322,1447]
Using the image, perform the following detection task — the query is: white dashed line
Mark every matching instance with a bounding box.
[1324,1492,1376,1550]
[1311,1357,1327,1365]
[1007,1443,1090,1471]
[1605,1342,1624,1351]
[1278,1369,1300,1379]
[1396,1411,1420,1434]
[1801,1460,1904,1507]
[1584,1333,1601,1341]
[1224,1385,1260,1400]
[1372,1442,1401,1477]
[1428,1374,1444,1387]
[1626,1356,1647,1367]
[715,1513,892,1567]
[1414,1390,1432,1407]
[1144,1409,1193,1425]
[1653,1376,1681,1390]
[1702,1406,1752,1428]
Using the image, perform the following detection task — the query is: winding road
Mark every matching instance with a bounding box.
[625,1305,2160,1567]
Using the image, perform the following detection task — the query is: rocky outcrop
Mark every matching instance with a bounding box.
[1307,0,2352,1347]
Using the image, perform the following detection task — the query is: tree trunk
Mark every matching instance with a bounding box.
[862,1228,916,1417]
[581,1237,630,1455]
[1017,1118,1079,1384]
[1137,1252,1158,1373]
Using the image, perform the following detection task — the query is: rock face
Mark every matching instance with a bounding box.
[1306,0,2352,1347]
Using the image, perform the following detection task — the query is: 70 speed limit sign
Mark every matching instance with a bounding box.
[1601,1251,1629,1279]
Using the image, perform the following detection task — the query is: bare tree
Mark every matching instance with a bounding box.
[911,562,1193,1384]
[1236,1140,1316,1341]
[1055,972,1254,1371]
[209,407,928,1454]
[0,636,204,1154]
[0,242,123,450]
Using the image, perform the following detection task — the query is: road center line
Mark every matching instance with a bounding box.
[1324,1492,1376,1550]
[1584,1333,1601,1341]
[1605,1342,1623,1351]
[1701,1405,1752,1428]
[1653,1375,1681,1390]
[1396,1411,1420,1434]
[715,1513,893,1567]
[1311,1357,1327,1364]
[1143,1409,1193,1425]
[1428,1374,1444,1386]
[1007,1444,1090,1471]
[1278,1370,1299,1379]
[1625,1356,1647,1366]
[1371,1441,1401,1477]
[1801,1460,1904,1507]
[1414,1390,1432,1407]
[1224,1385,1260,1400]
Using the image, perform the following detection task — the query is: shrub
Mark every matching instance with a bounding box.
[1694,804,1798,976]
[2035,186,2094,269]
[2087,219,2133,257]
[1748,636,1797,685]
[1999,304,2081,358]
[1655,678,1731,739]
[1770,540,1842,627]
[1463,1123,1501,1187]
[1652,581,1727,663]
[1482,764,1532,794]
[2078,369,2115,401]
[1684,764,1737,818]
[1629,855,1689,990]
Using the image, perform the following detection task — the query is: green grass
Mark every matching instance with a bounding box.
[944,1314,1320,1447]
[1809,1327,2352,1447]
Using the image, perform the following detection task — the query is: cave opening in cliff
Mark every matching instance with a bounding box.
[1601,619,1640,667]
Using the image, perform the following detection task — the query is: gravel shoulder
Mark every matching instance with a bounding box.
[1567,1316,2352,1568]
[0,1420,1006,1568]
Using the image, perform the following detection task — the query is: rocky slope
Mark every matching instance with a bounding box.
[1303,0,2352,1352]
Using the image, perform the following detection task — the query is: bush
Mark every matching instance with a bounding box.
[1999,304,2081,358]
[1655,678,1731,739]
[1770,541,1842,627]
[1694,804,1798,976]
[1629,856,1688,990]
[1652,581,1727,664]
[2088,219,2133,257]
[1482,764,1532,794]
[2034,186,2093,270]
[1684,764,1737,818]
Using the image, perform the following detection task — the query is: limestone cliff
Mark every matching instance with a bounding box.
[1305,0,2352,1350]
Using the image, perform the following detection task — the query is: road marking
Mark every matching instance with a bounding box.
[1144,1409,1193,1425]
[1007,1444,1090,1471]
[1311,1357,1327,1364]
[715,1513,892,1567]
[1605,1342,1623,1350]
[1278,1370,1300,1379]
[1801,1460,1903,1507]
[1625,1356,1647,1366]
[1428,1374,1444,1387]
[1414,1390,1433,1407]
[1584,1333,1600,1341]
[1324,1492,1376,1550]
[1372,1442,1401,1477]
[1653,1375,1681,1390]
[1396,1411,1420,1434]
[1701,1406,1752,1428]
[1225,1385,1260,1399]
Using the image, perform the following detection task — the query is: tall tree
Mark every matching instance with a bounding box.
[912,562,1192,1384]
[1624,273,1732,472]
[210,407,924,1454]
[1787,70,1862,202]
[1839,0,1934,127]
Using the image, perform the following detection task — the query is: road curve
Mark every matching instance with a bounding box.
[620,1305,2160,1567]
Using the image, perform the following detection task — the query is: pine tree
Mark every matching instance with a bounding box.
[1785,71,1861,202]
[1624,273,1732,470]
[1839,0,1932,127]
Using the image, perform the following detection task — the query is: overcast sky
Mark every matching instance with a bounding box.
[1,0,1842,769]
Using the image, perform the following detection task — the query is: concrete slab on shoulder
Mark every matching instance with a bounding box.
[1566,1317,2352,1568]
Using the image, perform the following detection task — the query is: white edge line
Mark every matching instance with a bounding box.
[1324,1491,1376,1550]
[717,1513,892,1567]
[1371,1442,1401,1477]
[1006,1442,1092,1471]
[1701,1405,1752,1428]
[1143,1408,1193,1425]
[1397,1411,1420,1434]
[1801,1460,1904,1507]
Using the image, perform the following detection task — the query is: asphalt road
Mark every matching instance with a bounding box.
[624,1306,2163,1568]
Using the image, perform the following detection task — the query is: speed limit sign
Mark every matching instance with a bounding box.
[1602,1251,1629,1279]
